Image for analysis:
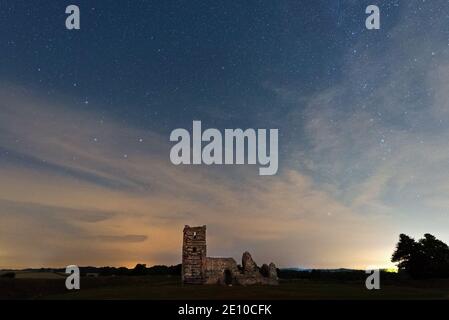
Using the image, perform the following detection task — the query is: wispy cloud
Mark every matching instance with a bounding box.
[275,1,449,246]
[0,83,392,269]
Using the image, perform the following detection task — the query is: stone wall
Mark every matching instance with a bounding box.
[182,225,278,286]
[204,257,240,285]
[235,252,279,286]
[182,225,207,284]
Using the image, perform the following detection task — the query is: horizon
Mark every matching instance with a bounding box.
[0,263,397,272]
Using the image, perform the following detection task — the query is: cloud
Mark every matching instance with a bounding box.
[0,83,394,269]
[90,235,148,243]
[275,1,449,245]
[0,199,115,223]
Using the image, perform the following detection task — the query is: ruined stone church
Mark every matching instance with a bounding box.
[182,225,278,285]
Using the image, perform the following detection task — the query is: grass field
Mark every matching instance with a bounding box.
[1,275,449,300]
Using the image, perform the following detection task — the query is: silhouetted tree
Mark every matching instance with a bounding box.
[392,234,421,276]
[132,263,148,275]
[392,233,449,278]
[419,234,449,278]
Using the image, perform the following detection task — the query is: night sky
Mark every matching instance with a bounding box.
[1,0,449,269]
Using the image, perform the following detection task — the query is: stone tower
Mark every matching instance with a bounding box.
[182,225,207,284]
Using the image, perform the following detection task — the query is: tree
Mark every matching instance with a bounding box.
[132,263,148,276]
[419,234,449,278]
[392,233,449,278]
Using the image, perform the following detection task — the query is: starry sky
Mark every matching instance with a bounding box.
[1,0,449,269]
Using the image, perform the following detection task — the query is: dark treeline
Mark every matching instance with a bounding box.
[392,233,449,279]
[277,269,398,281]
[80,263,182,276]
[11,264,183,277]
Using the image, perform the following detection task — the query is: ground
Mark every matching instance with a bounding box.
[1,275,449,300]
